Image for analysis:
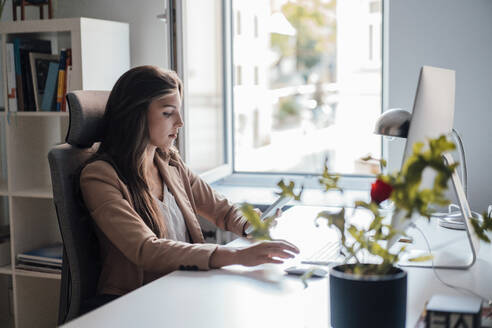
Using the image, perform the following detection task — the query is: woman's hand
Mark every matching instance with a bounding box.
[235,240,299,266]
[209,240,299,268]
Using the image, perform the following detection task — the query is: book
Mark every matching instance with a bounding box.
[415,297,492,328]
[66,65,72,103]
[16,262,61,274]
[17,243,62,265]
[0,225,9,242]
[29,53,59,111]
[12,39,24,111]
[62,48,72,112]
[12,38,52,111]
[17,256,62,267]
[56,49,67,112]
[6,43,18,112]
[41,62,59,111]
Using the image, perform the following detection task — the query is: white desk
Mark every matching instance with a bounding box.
[62,206,492,328]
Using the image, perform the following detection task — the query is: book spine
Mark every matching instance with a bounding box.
[6,43,18,112]
[62,49,71,112]
[41,62,59,111]
[55,49,67,112]
[13,39,24,111]
[22,50,35,111]
[28,52,40,111]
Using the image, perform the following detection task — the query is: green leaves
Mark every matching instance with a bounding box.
[314,135,468,276]
[361,155,387,170]
[276,180,303,201]
[393,136,457,220]
[240,180,303,241]
[470,211,492,243]
[317,208,346,232]
[240,134,492,280]
[319,161,342,193]
[408,254,434,262]
[240,203,274,241]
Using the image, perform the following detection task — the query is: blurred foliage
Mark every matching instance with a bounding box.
[241,135,492,278]
[316,135,492,276]
[240,180,303,241]
[471,211,492,243]
[275,96,301,125]
[271,0,337,82]
[383,136,457,221]
[240,203,276,241]
[276,179,303,201]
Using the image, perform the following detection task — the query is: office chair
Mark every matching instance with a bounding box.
[48,90,110,324]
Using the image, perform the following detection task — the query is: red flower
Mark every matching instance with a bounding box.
[371,179,393,204]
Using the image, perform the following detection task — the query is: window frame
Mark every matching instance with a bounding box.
[168,0,388,190]
[167,0,234,183]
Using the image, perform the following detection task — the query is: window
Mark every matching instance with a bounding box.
[369,24,374,61]
[235,65,242,85]
[254,15,259,38]
[176,0,227,175]
[236,11,241,35]
[171,0,382,182]
[232,0,382,176]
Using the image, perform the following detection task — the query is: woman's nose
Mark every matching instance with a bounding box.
[176,112,184,127]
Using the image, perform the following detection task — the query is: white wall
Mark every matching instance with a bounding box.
[54,0,169,68]
[386,0,492,211]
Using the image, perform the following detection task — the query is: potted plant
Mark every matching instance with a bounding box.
[241,135,492,328]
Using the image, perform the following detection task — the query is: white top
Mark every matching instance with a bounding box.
[155,184,190,242]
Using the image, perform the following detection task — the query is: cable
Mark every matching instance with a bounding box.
[410,223,492,306]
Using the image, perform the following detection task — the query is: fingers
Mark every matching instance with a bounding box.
[238,240,300,267]
[266,240,300,254]
[253,208,262,217]
[262,256,283,264]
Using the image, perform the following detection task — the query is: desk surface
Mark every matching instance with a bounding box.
[62,206,492,328]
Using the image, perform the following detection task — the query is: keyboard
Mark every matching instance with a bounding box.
[301,240,342,265]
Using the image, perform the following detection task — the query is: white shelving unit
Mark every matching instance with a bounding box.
[0,17,129,328]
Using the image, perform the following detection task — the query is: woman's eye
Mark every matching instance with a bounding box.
[163,112,172,117]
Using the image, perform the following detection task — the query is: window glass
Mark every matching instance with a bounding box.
[232,0,382,175]
[184,0,225,173]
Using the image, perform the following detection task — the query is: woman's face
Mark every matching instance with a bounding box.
[147,92,183,151]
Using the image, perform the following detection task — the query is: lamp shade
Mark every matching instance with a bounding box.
[374,108,411,138]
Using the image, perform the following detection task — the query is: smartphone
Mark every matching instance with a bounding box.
[244,195,293,234]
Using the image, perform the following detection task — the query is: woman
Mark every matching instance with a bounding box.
[80,65,299,297]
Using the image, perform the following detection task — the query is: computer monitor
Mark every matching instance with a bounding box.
[394,66,480,269]
[402,66,455,166]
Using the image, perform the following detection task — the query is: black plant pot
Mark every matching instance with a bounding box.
[329,264,407,328]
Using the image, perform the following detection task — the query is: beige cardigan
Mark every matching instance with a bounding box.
[80,151,248,296]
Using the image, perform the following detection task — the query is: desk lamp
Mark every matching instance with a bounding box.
[374,108,469,230]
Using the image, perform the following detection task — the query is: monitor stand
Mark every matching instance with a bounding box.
[397,153,480,270]
[438,214,466,230]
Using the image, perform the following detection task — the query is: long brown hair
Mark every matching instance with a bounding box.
[90,65,183,237]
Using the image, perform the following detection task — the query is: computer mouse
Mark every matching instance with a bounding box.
[285,265,328,278]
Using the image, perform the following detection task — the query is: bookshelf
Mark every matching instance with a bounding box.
[0,18,130,328]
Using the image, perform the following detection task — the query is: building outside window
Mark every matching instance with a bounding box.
[233,0,382,176]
